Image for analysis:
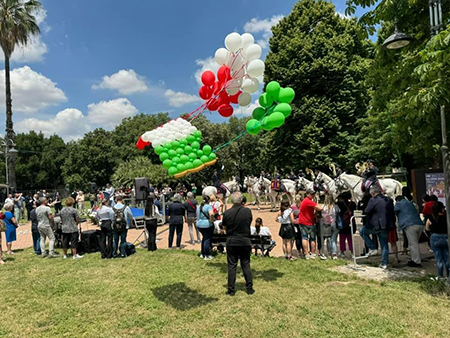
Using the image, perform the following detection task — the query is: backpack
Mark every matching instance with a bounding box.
[113,206,127,231]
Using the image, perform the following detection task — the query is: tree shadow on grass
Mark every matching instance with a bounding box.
[207,262,284,282]
[152,282,218,311]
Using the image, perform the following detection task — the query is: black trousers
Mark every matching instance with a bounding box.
[146,219,158,251]
[99,220,113,258]
[169,223,183,248]
[293,224,302,253]
[226,245,253,293]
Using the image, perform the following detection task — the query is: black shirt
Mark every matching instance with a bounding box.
[184,199,197,218]
[168,202,185,224]
[429,214,448,234]
[222,205,253,246]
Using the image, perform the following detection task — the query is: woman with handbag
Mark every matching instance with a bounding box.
[196,195,215,260]
[276,201,296,260]
[97,198,115,258]
[145,193,159,252]
[4,203,18,255]
[320,195,340,260]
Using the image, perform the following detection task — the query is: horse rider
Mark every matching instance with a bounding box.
[213,165,226,195]
[298,169,305,178]
[362,159,379,191]
[313,168,325,193]
[289,171,297,181]
[335,164,343,177]
[272,171,285,192]
[234,174,241,190]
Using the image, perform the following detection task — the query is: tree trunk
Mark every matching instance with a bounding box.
[4,54,16,191]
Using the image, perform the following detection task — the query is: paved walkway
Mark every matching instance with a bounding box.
[1,204,440,277]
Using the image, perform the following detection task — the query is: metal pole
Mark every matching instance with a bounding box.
[4,142,8,196]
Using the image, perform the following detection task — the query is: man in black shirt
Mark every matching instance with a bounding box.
[222,192,254,296]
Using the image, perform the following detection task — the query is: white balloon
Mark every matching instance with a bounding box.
[226,87,239,95]
[141,131,153,142]
[241,77,260,93]
[232,66,246,80]
[246,59,265,77]
[244,44,262,62]
[225,32,242,53]
[230,53,244,73]
[152,139,161,147]
[215,48,230,65]
[241,33,255,51]
[238,92,252,106]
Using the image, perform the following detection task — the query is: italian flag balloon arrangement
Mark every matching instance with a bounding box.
[245,81,295,135]
[136,119,217,178]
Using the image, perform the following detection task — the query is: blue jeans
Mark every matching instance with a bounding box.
[198,227,214,256]
[31,228,41,255]
[326,224,339,255]
[430,233,449,277]
[113,230,128,257]
[360,227,389,266]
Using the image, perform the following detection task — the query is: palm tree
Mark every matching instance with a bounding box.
[0,0,41,190]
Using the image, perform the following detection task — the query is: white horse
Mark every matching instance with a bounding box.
[202,180,241,210]
[243,176,269,210]
[335,173,403,203]
[315,172,338,199]
[296,176,315,192]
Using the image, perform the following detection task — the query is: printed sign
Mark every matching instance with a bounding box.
[425,173,445,204]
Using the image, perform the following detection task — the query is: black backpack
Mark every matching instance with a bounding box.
[114,206,127,231]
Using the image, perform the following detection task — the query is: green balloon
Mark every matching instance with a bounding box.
[179,138,187,146]
[168,167,178,177]
[261,117,274,131]
[203,145,212,155]
[168,149,177,159]
[200,155,209,163]
[186,135,195,143]
[197,150,204,157]
[195,137,201,142]
[267,104,276,115]
[177,163,186,172]
[163,142,172,151]
[185,162,193,170]
[267,112,285,128]
[188,152,197,161]
[274,103,292,117]
[159,152,169,161]
[172,141,180,149]
[193,130,202,139]
[246,119,261,135]
[193,159,203,168]
[180,155,189,163]
[209,153,217,160]
[252,107,266,121]
[278,87,295,103]
[184,145,193,153]
[154,146,164,155]
[191,141,200,150]
[172,156,180,164]
[176,148,184,155]
[163,159,172,169]
[259,93,274,108]
[266,81,281,101]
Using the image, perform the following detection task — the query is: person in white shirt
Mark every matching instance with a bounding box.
[251,217,275,256]
[275,201,296,260]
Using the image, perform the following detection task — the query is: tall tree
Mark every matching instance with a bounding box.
[263,0,371,172]
[0,0,42,190]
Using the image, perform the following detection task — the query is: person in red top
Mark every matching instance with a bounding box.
[422,194,437,219]
[298,189,323,259]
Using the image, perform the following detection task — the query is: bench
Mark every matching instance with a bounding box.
[211,234,276,257]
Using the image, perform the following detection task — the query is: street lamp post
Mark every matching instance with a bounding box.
[0,137,18,195]
[383,0,450,263]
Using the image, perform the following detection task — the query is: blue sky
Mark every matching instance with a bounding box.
[1,0,366,140]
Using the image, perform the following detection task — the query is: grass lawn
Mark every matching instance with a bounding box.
[1,248,449,338]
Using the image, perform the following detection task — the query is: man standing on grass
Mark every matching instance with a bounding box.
[222,192,254,296]
[36,197,57,258]
[298,189,323,259]
[112,195,133,258]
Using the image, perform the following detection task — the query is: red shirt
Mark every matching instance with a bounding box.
[422,201,434,216]
[298,197,317,226]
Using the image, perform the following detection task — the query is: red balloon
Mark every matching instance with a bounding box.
[207,99,220,111]
[217,65,231,82]
[230,90,242,104]
[212,81,223,95]
[199,85,213,100]
[201,70,215,86]
[218,91,231,105]
[136,136,149,150]
[218,104,234,118]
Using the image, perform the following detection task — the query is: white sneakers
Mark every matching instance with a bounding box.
[73,254,83,260]
[367,249,378,257]
[204,256,213,261]
[63,255,68,259]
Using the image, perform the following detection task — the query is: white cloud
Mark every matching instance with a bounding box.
[0,66,67,114]
[235,99,260,117]
[336,11,351,19]
[244,15,284,48]
[87,98,138,128]
[164,89,201,107]
[16,108,89,141]
[92,69,148,95]
[194,57,220,87]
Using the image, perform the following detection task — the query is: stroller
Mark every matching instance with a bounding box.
[52,214,63,248]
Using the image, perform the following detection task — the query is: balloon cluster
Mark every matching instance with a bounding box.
[198,32,265,118]
[136,119,217,178]
[245,81,295,135]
